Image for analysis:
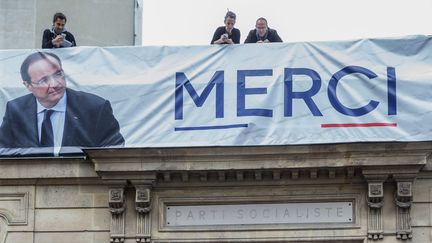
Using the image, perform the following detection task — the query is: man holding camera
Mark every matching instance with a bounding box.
[42,12,76,48]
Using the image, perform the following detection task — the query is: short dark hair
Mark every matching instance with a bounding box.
[53,12,67,23]
[224,11,236,22]
[256,17,268,26]
[20,52,62,83]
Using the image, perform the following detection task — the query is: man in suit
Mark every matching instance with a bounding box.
[244,17,283,43]
[0,52,124,154]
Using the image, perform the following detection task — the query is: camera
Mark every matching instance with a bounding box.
[222,33,228,38]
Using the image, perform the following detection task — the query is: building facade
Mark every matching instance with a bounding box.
[1,3,431,243]
[0,142,431,242]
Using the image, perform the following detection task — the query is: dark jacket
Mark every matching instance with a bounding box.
[211,26,241,44]
[244,28,283,43]
[0,88,124,149]
[42,28,76,48]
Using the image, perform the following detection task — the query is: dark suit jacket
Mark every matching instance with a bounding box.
[244,28,283,43]
[0,88,124,149]
[42,28,77,48]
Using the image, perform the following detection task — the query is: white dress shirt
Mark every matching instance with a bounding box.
[36,93,67,155]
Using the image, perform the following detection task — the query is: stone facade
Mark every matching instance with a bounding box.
[0,142,431,242]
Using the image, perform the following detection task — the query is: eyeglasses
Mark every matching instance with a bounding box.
[30,70,64,86]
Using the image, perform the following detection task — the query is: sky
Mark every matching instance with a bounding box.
[142,0,432,46]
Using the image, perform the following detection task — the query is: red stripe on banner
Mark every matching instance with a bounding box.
[321,123,397,128]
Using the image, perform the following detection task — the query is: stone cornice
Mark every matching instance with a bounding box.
[0,142,429,182]
[80,142,431,184]
[0,157,98,180]
[86,142,430,173]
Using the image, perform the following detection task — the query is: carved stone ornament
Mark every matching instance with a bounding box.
[397,182,412,197]
[369,184,383,198]
[136,186,152,243]
[110,189,123,202]
[137,189,149,203]
[395,182,413,240]
[108,188,125,243]
[367,182,384,240]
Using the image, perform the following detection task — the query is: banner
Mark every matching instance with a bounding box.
[0,35,431,156]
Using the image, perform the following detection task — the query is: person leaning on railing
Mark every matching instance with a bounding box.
[42,12,77,48]
[211,11,241,44]
[244,17,282,43]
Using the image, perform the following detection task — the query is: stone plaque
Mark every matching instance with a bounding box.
[166,202,353,226]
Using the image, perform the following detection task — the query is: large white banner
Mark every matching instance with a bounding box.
[0,35,431,155]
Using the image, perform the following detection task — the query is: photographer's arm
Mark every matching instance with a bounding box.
[42,29,54,48]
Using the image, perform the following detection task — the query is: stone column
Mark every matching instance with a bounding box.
[367,182,384,240]
[135,185,152,243]
[395,181,413,240]
[362,171,388,241]
[108,186,126,243]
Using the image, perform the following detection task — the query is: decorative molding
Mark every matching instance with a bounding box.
[163,173,171,182]
[0,218,7,243]
[347,168,355,178]
[109,187,126,243]
[236,172,244,181]
[254,172,262,181]
[395,181,413,240]
[181,172,189,182]
[86,143,431,176]
[272,171,281,180]
[0,193,29,225]
[135,186,152,243]
[199,172,208,182]
[310,169,318,179]
[291,170,299,180]
[218,172,226,182]
[367,182,384,240]
[154,167,363,184]
[328,169,336,179]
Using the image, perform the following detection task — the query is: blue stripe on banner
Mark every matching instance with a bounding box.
[175,124,248,131]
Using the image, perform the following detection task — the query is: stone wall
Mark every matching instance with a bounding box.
[0,0,137,49]
[0,142,431,242]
